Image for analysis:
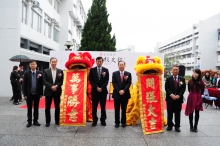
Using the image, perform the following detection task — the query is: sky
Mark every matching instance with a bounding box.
[81,0,220,52]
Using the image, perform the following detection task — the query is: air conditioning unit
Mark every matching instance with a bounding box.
[54,22,59,26]
[32,1,40,8]
[51,18,57,24]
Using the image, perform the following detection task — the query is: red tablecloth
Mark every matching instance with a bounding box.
[207,88,220,107]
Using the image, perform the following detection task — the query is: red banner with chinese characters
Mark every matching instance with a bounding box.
[138,74,164,135]
[60,70,87,126]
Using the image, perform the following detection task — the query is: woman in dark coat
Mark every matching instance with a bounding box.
[10,66,21,105]
[185,69,205,132]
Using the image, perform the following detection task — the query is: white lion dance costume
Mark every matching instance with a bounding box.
[126,55,167,135]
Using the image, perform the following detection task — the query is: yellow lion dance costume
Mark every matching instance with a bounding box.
[126,55,167,126]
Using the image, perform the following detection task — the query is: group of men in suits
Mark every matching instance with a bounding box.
[22,57,132,128]
[23,58,63,128]
[90,57,132,128]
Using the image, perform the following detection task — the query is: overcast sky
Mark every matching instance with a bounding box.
[81,0,220,52]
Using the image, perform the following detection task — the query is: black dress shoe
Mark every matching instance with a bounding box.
[101,121,106,126]
[115,124,119,128]
[13,102,19,105]
[166,126,172,131]
[175,127,181,132]
[194,128,198,132]
[26,123,32,128]
[92,121,97,126]
[190,128,194,132]
[121,124,126,128]
[45,123,50,127]
[33,121,41,126]
[10,98,14,101]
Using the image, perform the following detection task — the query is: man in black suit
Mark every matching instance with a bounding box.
[23,60,43,127]
[89,57,109,126]
[112,61,132,128]
[165,65,186,132]
[43,57,63,127]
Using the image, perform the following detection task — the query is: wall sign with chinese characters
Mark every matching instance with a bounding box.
[138,74,164,135]
[60,70,87,126]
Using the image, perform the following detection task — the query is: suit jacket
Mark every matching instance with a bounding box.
[23,70,43,97]
[89,66,109,95]
[112,71,132,100]
[10,71,20,85]
[43,68,63,97]
[165,75,186,103]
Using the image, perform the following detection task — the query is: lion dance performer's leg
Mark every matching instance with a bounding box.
[126,82,140,126]
[86,80,93,122]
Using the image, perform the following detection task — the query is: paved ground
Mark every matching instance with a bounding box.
[1,93,220,146]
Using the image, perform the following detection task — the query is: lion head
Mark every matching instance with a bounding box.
[134,56,164,74]
[65,52,95,70]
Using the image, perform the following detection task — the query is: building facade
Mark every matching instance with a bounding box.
[155,13,220,76]
[0,0,87,97]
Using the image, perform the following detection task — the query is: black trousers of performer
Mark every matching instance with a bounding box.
[45,93,60,124]
[92,94,107,122]
[26,94,40,123]
[166,101,182,128]
[12,82,20,103]
[189,109,200,128]
[114,97,128,125]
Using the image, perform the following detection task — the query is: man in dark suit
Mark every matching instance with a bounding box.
[89,57,109,126]
[112,61,132,128]
[165,65,186,132]
[18,64,26,102]
[23,60,43,127]
[43,57,63,127]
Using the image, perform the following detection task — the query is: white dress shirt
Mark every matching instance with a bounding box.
[51,68,56,84]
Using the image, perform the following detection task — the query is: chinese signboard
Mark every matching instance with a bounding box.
[60,70,87,126]
[138,74,164,135]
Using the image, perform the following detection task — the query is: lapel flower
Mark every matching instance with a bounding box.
[58,72,62,78]
[178,80,183,86]
[102,72,106,77]
[124,75,129,80]
[37,74,42,78]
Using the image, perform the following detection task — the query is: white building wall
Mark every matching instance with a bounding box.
[155,13,220,76]
[0,0,21,97]
[0,0,87,97]
[199,13,220,70]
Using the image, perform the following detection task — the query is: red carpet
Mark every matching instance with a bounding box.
[19,97,186,110]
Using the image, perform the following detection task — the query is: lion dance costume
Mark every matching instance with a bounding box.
[126,55,167,135]
[60,52,94,126]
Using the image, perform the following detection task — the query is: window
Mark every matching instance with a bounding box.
[53,27,59,43]
[44,20,51,38]
[186,67,191,71]
[187,54,191,58]
[22,2,27,24]
[54,0,59,13]
[32,9,41,32]
[218,32,220,40]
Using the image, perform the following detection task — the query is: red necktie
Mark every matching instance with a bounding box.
[121,72,124,82]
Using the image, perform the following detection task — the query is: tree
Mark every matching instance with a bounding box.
[164,54,180,77]
[79,0,116,51]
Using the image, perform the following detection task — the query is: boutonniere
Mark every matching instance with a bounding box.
[58,72,62,78]
[37,74,42,78]
[102,72,106,77]
[124,75,129,80]
[178,80,183,86]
